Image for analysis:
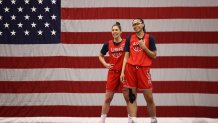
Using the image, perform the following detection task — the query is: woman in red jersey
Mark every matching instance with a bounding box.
[120,18,158,123]
[99,22,130,123]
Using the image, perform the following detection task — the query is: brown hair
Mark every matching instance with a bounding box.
[112,22,122,31]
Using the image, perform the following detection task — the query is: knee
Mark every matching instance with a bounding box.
[105,96,113,104]
[124,95,129,103]
[122,90,129,103]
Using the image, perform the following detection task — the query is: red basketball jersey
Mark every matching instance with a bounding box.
[127,34,152,66]
[108,39,126,71]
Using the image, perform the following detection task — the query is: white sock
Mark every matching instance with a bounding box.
[100,114,107,123]
[128,114,130,120]
[128,114,131,123]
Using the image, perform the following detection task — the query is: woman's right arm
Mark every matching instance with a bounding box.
[99,53,113,69]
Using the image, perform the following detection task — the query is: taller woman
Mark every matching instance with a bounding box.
[120,18,158,123]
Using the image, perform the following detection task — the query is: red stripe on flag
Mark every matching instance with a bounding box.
[0,106,217,117]
[0,81,217,93]
[0,56,217,68]
[61,32,218,44]
[61,7,218,19]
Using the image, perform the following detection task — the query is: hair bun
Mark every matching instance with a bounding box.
[115,22,120,25]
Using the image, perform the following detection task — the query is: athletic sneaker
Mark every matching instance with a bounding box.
[99,118,105,123]
[151,118,157,123]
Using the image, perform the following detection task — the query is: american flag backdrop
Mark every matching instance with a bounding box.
[0,0,218,121]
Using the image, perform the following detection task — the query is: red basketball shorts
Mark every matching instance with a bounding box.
[124,63,152,90]
[106,70,125,91]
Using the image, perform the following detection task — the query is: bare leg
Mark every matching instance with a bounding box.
[122,88,130,113]
[143,89,157,122]
[99,91,115,123]
[122,88,132,122]
[101,91,115,114]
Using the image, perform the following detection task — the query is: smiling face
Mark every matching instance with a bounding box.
[112,26,121,39]
[132,19,144,33]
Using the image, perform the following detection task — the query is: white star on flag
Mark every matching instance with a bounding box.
[51,0,56,4]
[0,15,2,20]
[38,14,43,20]
[0,31,2,36]
[17,22,23,28]
[44,6,50,12]
[24,15,30,20]
[24,0,30,4]
[38,0,43,4]
[38,30,43,35]
[11,0,16,4]
[11,30,16,36]
[4,23,9,28]
[44,22,50,27]
[51,14,56,20]
[31,22,37,28]
[31,6,37,12]
[18,7,23,12]
[11,15,16,20]
[24,30,30,35]
[51,30,56,35]
[4,7,10,12]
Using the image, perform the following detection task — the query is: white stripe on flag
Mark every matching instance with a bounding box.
[0,93,218,107]
[61,19,218,32]
[0,44,218,57]
[61,0,218,8]
[0,68,218,81]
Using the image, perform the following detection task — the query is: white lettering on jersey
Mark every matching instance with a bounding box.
[132,41,143,52]
[110,43,125,58]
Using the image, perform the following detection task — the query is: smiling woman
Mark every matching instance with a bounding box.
[98,22,130,123]
[120,18,158,123]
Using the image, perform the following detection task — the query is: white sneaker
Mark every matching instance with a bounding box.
[128,121,137,123]
[131,118,137,123]
[128,121,134,123]
[151,118,157,123]
[99,121,105,123]
[99,114,106,123]
[99,118,105,123]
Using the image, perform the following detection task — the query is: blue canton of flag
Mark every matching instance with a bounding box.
[0,0,60,44]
